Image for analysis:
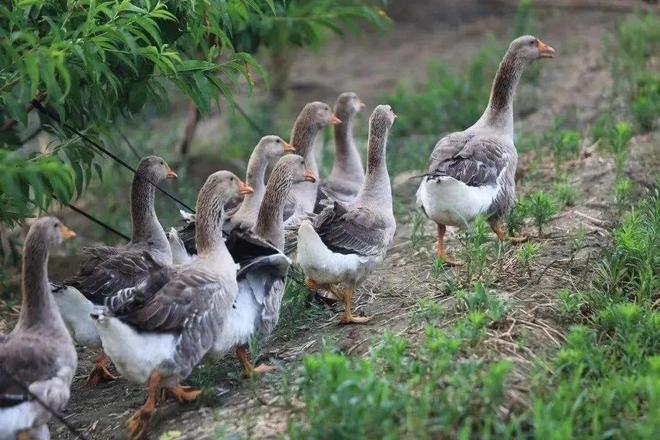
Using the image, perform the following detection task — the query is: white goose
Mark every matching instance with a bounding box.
[297,105,397,324]
[416,35,555,265]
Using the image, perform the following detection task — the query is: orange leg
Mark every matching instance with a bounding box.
[236,345,276,378]
[490,220,527,243]
[86,352,120,386]
[127,372,161,440]
[305,278,341,302]
[163,385,202,403]
[435,224,463,266]
[340,287,371,324]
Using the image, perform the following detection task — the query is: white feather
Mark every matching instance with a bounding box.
[416,176,498,228]
[296,221,377,286]
[211,287,259,356]
[93,314,176,385]
[51,285,101,348]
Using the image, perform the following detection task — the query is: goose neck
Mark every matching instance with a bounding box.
[17,232,55,329]
[331,113,363,179]
[130,175,168,251]
[477,50,527,138]
[291,122,321,175]
[253,171,292,250]
[356,127,391,208]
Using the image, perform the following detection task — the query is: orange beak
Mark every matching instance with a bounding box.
[357,100,366,110]
[60,224,76,239]
[166,167,178,179]
[330,114,342,125]
[283,141,296,153]
[538,40,556,58]
[304,170,317,183]
[239,179,254,195]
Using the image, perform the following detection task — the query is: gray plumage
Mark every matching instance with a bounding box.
[0,218,77,440]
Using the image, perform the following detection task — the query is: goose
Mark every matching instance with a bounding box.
[215,154,316,375]
[176,135,295,259]
[51,156,177,385]
[283,102,341,223]
[0,218,77,440]
[416,36,555,265]
[296,105,397,324]
[316,92,366,209]
[91,171,250,440]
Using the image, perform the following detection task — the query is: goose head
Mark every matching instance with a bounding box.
[369,104,397,132]
[334,92,365,120]
[31,216,76,248]
[273,154,317,185]
[136,156,178,183]
[509,35,556,63]
[257,135,296,160]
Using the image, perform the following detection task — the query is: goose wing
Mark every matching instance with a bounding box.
[428,133,510,187]
[314,202,391,257]
[65,248,165,305]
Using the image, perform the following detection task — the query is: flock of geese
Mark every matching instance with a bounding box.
[0,35,555,439]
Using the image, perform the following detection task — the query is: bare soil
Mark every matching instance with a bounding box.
[1,2,657,440]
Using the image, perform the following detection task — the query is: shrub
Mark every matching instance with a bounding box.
[552,181,578,208]
[516,242,540,278]
[525,192,558,237]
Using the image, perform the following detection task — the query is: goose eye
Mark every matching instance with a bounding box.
[53,223,59,229]
[160,161,164,165]
[530,40,536,46]
[276,139,280,143]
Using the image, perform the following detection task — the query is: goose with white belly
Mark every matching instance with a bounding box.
[92,171,250,440]
[416,35,555,265]
[176,135,295,259]
[217,154,316,375]
[316,92,366,209]
[0,218,77,440]
[297,105,397,324]
[52,156,177,385]
[284,101,341,223]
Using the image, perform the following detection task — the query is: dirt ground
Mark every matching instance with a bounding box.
[1,2,657,440]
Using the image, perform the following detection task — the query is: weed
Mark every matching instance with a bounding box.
[557,288,584,320]
[552,181,578,208]
[458,215,494,286]
[542,120,581,173]
[614,177,633,211]
[568,225,586,264]
[607,121,633,178]
[409,210,429,249]
[516,242,540,278]
[525,192,558,237]
[288,328,514,439]
[413,297,444,323]
[272,275,328,343]
[456,283,507,324]
[506,200,528,237]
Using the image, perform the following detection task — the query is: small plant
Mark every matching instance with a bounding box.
[456,283,507,323]
[413,297,443,322]
[506,200,528,236]
[543,119,581,173]
[614,178,633,211]
[630,73,660,132]
[410,210,429,249]
[568,225,586,264]
[553,181,578,208]
[557,289,584,319]
[516,242,541,278]
[458,215,493,286]
[607,121,633,178]
[525,192,558,237]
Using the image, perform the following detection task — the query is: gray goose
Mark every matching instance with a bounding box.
[217,155,316,375]
[283,101,341,223]
[175,135,293,259]
[92,171,248,440]
[416,35,555,265]
[0,218,77,440]
[296,105,397,324]
[316,92,366,209]
[52,156,177,385]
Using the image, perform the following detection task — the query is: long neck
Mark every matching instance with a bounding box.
[291,121,321,176]
[331,112,363,179]
[476,51,527,138]
[196,197,228,258]
[242,148,270,211]
[357,126,391,209]
[17,234,54,329]
[253,171,292,250]
[130,176,166,246]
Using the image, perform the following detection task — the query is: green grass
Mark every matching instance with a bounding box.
[286,187,660,440]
